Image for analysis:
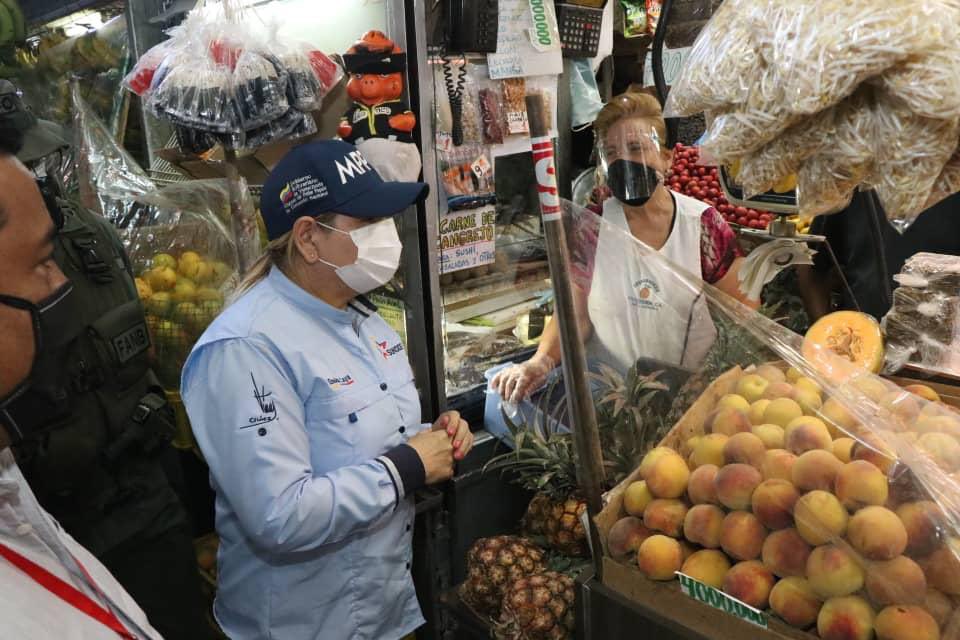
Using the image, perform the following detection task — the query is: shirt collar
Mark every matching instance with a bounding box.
[266,266,359,325]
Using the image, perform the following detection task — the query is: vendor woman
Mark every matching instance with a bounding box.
[181,140,473,640]
[495,91,758,403]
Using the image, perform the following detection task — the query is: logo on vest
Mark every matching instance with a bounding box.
[376,339,404,359]
[630,278,663,310]
[327,374,356,389]
[113,322,150,364]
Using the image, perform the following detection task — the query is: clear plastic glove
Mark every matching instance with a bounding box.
[490,354,557,405]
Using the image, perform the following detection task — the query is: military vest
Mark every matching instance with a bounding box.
[9,199,184,556]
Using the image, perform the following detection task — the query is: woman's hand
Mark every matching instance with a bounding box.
[406,430,455,484]
[433,410,474,461]
[490,354,557,405]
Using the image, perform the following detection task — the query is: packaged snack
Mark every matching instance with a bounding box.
[501,78,529,136]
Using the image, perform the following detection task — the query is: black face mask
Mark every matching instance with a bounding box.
[607,159,661,207]
[0,283,74,441]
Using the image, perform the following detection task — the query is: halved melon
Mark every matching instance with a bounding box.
[802,311,884,381]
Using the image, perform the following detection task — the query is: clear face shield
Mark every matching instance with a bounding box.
[597,119,667,207]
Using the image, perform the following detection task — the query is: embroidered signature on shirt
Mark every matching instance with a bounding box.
[241,372,277,429]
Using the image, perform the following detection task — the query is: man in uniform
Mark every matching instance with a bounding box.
[0,80,211,638]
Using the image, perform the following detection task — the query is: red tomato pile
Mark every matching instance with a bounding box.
[667,143,775,230]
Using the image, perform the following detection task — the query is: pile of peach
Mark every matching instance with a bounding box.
[606,365,960,640]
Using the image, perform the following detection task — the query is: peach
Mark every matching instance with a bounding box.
[807,544,865,599]
[919,540,960,595]
[689,433,729,469]
[719,393,752,413]
[770,577,823,629]
[637,534,683,581]
[822,397,860,439]
[918,432,960,471]
[795,376,823,397]
[707,408,752,437]
[643,499,688,538]
[714,463,762,510]
[756,364,787,384]
[785,416,834,455]
[817,596,876,640]
[881,391,922,425]
[764,397,804,428]
[720,511,767,561]
[645,451,691,499]
[921,588,952,628]
[683,504,725,549]
[723,432,766,468]
[752,424,785,449]
[685,436,702,457]
[855,376,895,402]
[796,388,824,416]
[607,516,652,559]
[848,506,908,561]
[764,381,798,400]
[864,556,926,607]
[795,490,849,546]
[762,528,812,578]
[687,464,720,505]
[623,480,654,517]
[945,609,960,640]
[792,449,843,492]
[750,399,772,426]
[737,374,771,403]
[751,479,799,530]
[833,438,856,463]
[639,447,675,479]
[905,384,941,403]
[874,605,939,640]
[679,540,697,562]
[835,460,889,510]
[762,449,797,481]
[680,549,731,589]
[896,501,943,557]
[915,415,960,438]
[852,434,896,475]
[722,560,775,609]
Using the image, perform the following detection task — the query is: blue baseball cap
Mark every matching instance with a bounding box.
[260,140,429,240]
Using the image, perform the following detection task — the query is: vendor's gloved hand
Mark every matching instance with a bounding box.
[490,354,557,405]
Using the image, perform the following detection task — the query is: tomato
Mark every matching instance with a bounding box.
[747,210,759,220]
[735,206,748,217]
[737,216,748,226]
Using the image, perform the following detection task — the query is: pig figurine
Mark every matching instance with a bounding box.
[338,31,416,144]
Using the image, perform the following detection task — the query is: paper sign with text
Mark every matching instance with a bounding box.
[439,206,497,274]
[488,0,563,79]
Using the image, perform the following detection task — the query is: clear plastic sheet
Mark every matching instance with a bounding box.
[882,253,960,377]
[490,199,960,633]
[126,0,341,152]
[665,0,960,231]
[119,181,244,388]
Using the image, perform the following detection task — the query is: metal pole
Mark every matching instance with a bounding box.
[525,94,606,573]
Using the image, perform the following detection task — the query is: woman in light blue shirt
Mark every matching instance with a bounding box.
[181,140,473,640]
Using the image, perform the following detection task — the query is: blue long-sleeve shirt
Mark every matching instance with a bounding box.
[181,267,426,640]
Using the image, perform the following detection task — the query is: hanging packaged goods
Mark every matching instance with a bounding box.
[664,0,960,232]
[124,0,342,153]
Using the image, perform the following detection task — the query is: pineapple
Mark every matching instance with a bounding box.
[486,410,590,557]
[459,536,547,618]
[495,571,576,640]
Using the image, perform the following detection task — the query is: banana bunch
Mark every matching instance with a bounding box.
[0,0,25,47]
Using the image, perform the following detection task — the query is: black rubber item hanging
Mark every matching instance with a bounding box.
[442,56,467,146]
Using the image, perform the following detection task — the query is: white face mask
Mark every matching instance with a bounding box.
[316,218,403,294]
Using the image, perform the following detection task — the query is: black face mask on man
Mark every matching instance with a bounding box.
[607,159,662,207]
[0,283,74,440]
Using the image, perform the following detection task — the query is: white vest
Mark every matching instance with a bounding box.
[586,192,718,373]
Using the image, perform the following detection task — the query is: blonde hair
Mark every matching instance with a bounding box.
[594,89,668,145]
[235,213,336,295]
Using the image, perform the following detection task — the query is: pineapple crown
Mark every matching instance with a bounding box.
[484,363,670,495]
